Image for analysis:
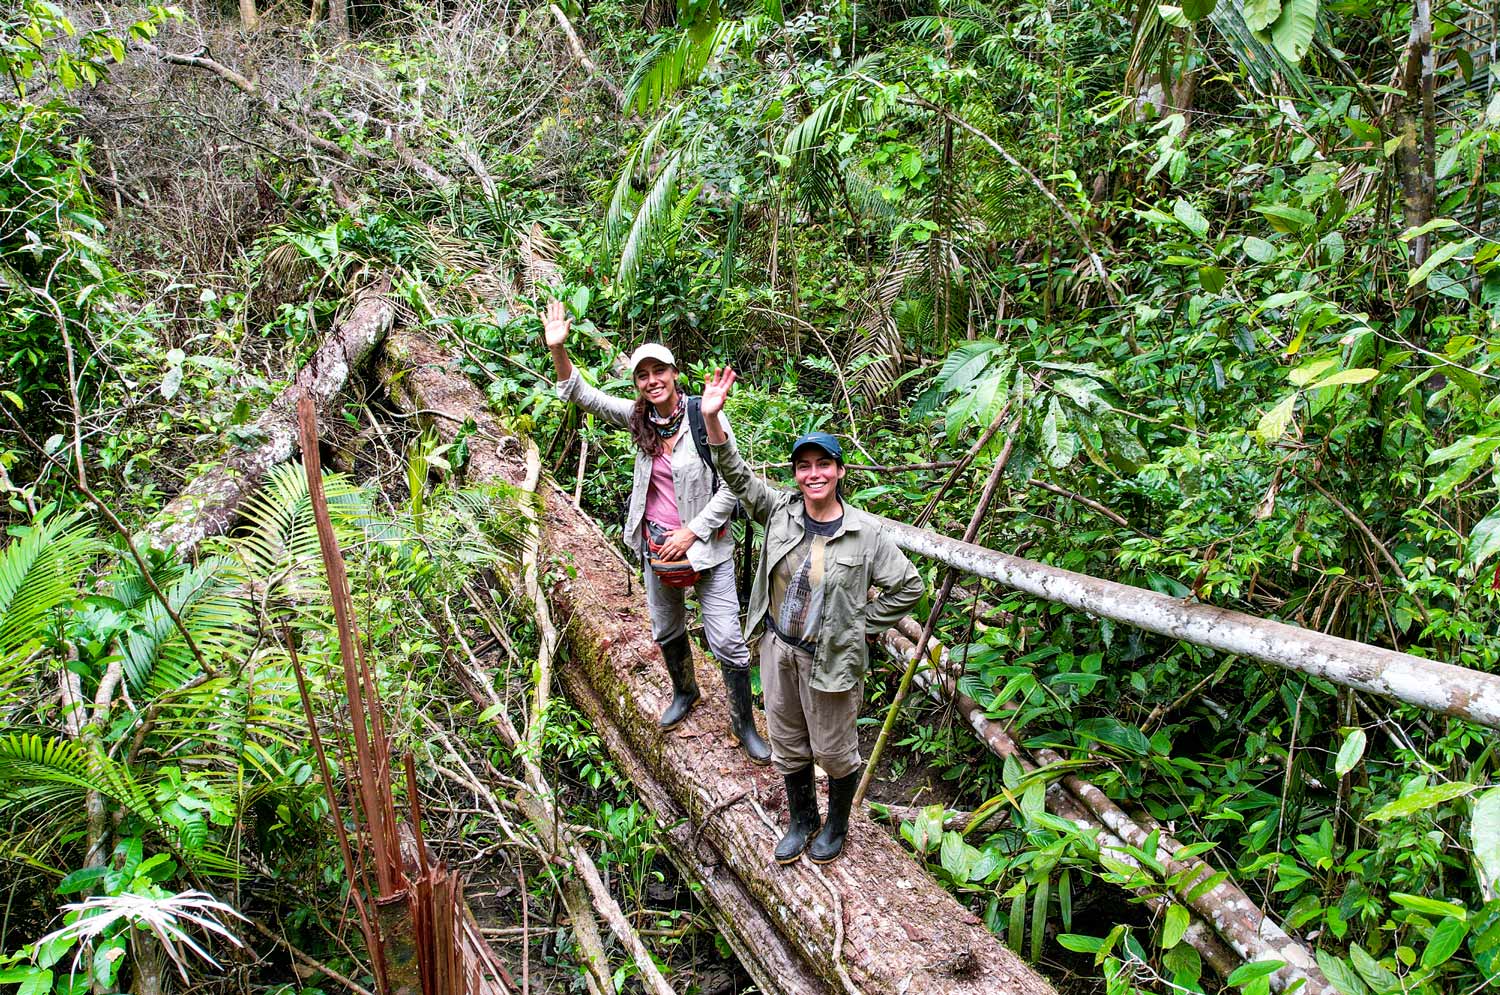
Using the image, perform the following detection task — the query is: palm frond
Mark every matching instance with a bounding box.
[851,246,928,405]
[0,510,97,659]
[221,461,368,591]
[119,558,253,695]
[623,15,773,117]
[40,890,244,982]
[605,104,689,249]
[0,733,158,825]
[615,131,707,296]
[1125,0,1312,102]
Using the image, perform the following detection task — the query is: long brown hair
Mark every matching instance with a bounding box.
[629,395,665,456]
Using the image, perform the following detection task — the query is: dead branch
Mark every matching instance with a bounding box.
[547,5,624,107]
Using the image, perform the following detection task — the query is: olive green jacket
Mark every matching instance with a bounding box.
[710,435,923,692]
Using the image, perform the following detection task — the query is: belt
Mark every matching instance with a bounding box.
[767,618,817,655]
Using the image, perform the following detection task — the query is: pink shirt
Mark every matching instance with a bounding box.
[643,449,682,531]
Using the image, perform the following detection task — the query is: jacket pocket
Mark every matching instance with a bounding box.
[830,552,869,608]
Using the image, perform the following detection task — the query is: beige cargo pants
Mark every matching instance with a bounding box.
[759,631,863,778]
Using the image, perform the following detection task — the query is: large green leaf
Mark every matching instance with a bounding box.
[1266,0,1316,62]
[1241,0,1281,31]
[1366,781,1480,821]
[1465,506,1500,571]
[1315,950,1370,995]
[1256,393,1297,444]
[1334,728,1366,778]
[1472,900,1500,982]
[1475,787,1500,901]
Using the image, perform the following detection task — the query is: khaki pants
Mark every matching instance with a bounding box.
[644,561,750,670]
[760,631,863,778]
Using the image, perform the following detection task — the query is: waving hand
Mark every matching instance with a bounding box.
[700,367,736,419]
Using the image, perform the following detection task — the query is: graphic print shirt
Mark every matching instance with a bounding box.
[769,511,844,652]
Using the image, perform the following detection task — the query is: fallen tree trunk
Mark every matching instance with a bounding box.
[879,619,1331,994]
[144,284,397,557]
[878,517,1500,729]
[561,672,835,995]
[380,331,1058,995]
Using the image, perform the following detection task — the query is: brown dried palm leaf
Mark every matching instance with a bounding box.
[519,222,562,295]
[424,224,517,315]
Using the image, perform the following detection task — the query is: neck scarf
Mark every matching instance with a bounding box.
[648,393,685,440]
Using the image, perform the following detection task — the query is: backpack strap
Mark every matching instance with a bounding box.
[685,396,718,490]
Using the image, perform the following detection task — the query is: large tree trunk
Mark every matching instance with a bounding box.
[379,331,1058,995]
[143,283,396,557]
[877,517,1500,729]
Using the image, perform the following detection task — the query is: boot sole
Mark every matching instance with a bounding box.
[808,848,844,864]
[776,843,812,865]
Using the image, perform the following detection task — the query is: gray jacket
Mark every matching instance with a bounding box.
[710,434,924,692]
[555,371,738,570]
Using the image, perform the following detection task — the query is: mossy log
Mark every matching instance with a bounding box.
[380,330,1058,995]
[144,283,398,557]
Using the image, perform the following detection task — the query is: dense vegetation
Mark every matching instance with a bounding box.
[2,0,1498,992]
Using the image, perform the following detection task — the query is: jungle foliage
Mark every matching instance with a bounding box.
[2,0,1499,992]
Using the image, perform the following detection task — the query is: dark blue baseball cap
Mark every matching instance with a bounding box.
[790,431,844,464]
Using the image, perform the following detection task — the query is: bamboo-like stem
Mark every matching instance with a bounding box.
[854,416,1020,811]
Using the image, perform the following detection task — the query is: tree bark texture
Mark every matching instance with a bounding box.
[379,331,1058,995]
[143,285,397,557]
[876,517,1500,729]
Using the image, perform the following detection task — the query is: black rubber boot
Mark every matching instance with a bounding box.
[809,771,859,864]
[775,766,820,865]
[657,633,699,730]
[722,665,771,765]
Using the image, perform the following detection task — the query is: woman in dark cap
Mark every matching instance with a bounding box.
[542,300,769,764]
[698,367,923,864]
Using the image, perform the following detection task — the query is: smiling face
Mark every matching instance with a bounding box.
[633,360,679,411]
[793,448,845,507]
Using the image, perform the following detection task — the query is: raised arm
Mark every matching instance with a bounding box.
[701,367,779,524]
[543,299,633,427]
[686,420,741,540]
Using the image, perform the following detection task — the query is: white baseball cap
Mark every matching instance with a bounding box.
[627,343,676,373]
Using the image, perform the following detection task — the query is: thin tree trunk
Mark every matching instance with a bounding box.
[1394,3,1434,270]
[875,516,1500,729]
[239,0,258,30]
[328,0,348,40]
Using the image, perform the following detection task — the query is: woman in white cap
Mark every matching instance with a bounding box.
[698,367,923,864]
[542,300,770,764]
